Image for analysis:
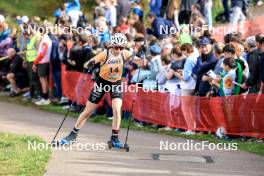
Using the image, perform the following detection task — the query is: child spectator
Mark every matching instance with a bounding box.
[142,44,162,90]
[212,57,237,96]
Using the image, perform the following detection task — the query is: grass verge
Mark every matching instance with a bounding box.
[0,132,51,176]
[0,94,263,156]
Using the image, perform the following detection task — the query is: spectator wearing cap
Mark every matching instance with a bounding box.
[149,0,163,17]
[142,44,163,90]
[241,36,262,93]
[148,44,163,79]
[200,42,225,93]
[146,12,174,40]
[132,2,144,21]
[193,37,217,96]
[131,7,146,35]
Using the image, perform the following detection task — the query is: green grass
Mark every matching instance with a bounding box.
[0,132,51,176]
[0,94,263,156]
[0,0,96,17]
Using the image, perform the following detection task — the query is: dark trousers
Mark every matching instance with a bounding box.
[178,10,192,25]
[222,0,230,21]
[26,62,41,97]
[52,68,62,98]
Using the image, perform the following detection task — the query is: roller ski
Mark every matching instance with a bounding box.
[53,131,78,146]
[107,135,130,152]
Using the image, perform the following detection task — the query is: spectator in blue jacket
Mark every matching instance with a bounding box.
[193,37,217,96]
[49,33,62,99]
[146,13,174,40]
[149,0,163,17]
[54,0,81,17]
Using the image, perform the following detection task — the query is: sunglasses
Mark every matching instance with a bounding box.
[114,46,124,50]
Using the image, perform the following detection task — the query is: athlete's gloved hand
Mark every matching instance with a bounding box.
[84,60,95,69]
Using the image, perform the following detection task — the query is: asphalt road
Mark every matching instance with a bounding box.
[0,101,263,176]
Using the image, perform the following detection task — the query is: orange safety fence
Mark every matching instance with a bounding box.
[61,66,264,138]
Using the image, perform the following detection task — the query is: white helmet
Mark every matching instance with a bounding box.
[110,33,127,47]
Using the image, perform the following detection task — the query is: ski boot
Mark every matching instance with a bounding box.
[107,135,129,152]
[58,131,78,145]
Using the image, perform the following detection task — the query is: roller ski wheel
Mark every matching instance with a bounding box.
[124,143,130,152]
[107,140,113,149]
[107,137,130,152]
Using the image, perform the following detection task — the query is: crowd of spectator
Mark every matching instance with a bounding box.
[0,0,264,137]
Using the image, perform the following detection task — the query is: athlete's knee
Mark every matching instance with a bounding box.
[112,106,121,116]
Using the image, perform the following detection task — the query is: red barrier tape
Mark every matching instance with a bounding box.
[61,66,264,139]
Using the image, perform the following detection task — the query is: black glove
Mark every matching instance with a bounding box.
[88,60,95,68]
